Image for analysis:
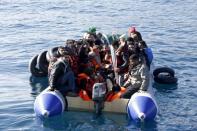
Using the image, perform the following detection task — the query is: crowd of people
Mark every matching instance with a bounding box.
[48,26,153,99]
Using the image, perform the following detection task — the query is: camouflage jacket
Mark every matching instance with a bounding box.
[123,63,149,91]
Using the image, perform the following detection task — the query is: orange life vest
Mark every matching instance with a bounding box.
[77,73,95,98]
[67,55,79,75]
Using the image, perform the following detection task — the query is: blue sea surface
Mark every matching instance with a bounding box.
[0,0,197,130]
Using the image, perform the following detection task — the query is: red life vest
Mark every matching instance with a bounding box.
[67,55,79,75]
[77,73,95,98]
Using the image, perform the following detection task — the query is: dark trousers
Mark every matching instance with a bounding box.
[58,71,77,94]
[120,86,139,99]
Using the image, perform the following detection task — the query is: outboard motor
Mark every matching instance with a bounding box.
[92,83,107,115]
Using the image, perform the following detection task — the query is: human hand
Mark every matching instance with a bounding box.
[104,64,110,69]
[138,89,146,93]
[124,73,129,79]
[48,87,55,91]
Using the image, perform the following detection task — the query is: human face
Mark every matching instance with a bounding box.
[59,48,66,55]
[129,58,139,67]
[87,34,95,41]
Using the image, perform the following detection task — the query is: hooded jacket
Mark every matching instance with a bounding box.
[123,63,149,91]
[49,57,70,89]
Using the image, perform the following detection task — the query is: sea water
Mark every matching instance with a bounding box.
[0,0,196,130]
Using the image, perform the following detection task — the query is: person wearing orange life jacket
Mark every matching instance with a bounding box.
[77,66,104,99]
[79,34,102,75]
[63,41,79,76]
[87,45,105,82]
[78,44,105,98]
[77,42,95,69]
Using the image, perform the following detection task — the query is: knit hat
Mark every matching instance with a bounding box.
[88,27,96,34]
[128,26,136,33]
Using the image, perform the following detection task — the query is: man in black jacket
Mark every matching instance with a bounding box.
[48,48,78,96]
